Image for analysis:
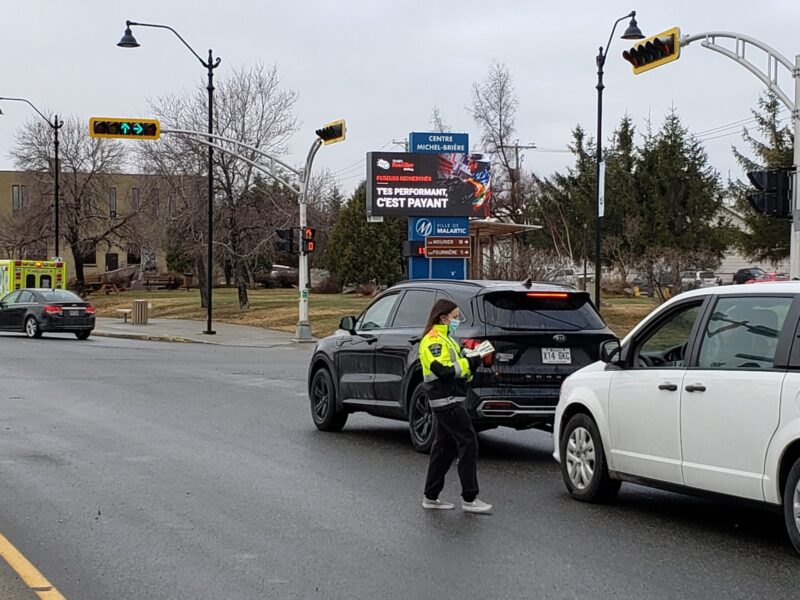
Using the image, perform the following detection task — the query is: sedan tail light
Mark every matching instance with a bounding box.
[44,304,63,315]
[85,305,96,315]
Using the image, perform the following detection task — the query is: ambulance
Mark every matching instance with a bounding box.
[0,259,67,297]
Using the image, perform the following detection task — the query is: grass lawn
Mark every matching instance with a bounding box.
[89,288,659,339]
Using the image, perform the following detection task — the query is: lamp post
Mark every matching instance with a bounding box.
[0,97,63,257]
[594,12,644,312]
[118,21,221,334]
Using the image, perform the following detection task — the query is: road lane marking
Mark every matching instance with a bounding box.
[0,533,66,599]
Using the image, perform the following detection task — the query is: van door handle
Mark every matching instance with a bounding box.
[408,336,421,345]
[658,383,678,391]
[685,384,706,393]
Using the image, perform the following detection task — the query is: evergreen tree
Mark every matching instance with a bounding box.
[731,92,794,263]
[326,183,406,287]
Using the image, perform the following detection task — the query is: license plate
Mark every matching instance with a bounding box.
[68,310,80,317]
[542,348,571,364]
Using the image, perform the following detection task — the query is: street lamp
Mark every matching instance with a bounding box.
[118,20,221,335]
[593,12,644,313]
[0,97,64,257]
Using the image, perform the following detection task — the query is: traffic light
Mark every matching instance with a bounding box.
[622,27,680,74]
[89,117,160,140]
[746,169,792,219]
[402,240,426,258]
[302,227,317,253]
[315,119,346,145]
[274,228,296,253]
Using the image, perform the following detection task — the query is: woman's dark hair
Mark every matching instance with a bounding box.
[423,298,458,336]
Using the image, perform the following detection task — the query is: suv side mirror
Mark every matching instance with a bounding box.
[339,316,357,334]
[600,339,622,364]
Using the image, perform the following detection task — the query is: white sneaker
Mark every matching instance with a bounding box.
[462,499,493,514]
[422,497,455,510]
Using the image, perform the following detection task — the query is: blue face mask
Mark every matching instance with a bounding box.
[448,318,461,335]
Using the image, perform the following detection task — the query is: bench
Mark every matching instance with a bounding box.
[145,275,179,291]
[116,308,132,323]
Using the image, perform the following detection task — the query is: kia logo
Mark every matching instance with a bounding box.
[553,334,567,343]
[415,218,433,237]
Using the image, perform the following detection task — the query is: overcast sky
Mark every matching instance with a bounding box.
[2,0,798,195]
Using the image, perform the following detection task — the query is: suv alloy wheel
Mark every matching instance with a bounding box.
[309,367,348,432]
[408,383,435,453]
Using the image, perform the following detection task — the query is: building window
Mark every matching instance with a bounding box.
[109,187,117,219]
[131,187,140,212]
[168,194,176,217]
[21,185,28,210]
[80,247,97,265]
[12,185,20,212]
[126,247,141,265]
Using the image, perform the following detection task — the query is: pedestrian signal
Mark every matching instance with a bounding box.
[302,227,317,253]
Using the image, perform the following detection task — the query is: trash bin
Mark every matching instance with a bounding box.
[132,299,149,325]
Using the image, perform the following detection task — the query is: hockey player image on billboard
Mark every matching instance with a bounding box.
[441,152,492,218]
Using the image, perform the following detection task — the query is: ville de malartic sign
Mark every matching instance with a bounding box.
[366,152,481,217]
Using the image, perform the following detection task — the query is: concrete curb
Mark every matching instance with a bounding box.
[92,331,202,344]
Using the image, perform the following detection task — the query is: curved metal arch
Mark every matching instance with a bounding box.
[161,127,302,194]
[681,31,796,113]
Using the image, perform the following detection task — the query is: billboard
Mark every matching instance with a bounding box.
[409,132,469,154]
[366,152,491,217]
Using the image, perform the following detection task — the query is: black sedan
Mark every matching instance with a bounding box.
[0,288,95,339]
[307,279,616,452]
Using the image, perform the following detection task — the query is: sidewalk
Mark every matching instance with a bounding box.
[94,317,308,347]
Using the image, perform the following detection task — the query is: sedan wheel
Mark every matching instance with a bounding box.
[559,412,620,502]
[408,384,435,453]
[25,316,42,339]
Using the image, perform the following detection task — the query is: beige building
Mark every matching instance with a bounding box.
[0,169,177,282]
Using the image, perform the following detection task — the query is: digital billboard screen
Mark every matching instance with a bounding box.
[366,152,491,217]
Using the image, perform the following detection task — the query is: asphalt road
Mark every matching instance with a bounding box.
[0,332,798,599]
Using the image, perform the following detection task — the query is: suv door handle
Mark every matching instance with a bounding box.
[408,336,421,345]
[685,384,706,393]
[658,383,678,391]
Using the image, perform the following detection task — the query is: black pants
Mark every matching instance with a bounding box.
[424,403,479,502]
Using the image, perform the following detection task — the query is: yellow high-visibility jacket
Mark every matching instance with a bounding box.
[419,324,473,409]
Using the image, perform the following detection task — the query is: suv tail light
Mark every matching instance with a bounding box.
[461,338,493,366]
[44,304,63,315]
[85,305,96,315]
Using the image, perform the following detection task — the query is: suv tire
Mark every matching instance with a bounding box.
[309,367,347,432]
[408,383,435,454]
[560,413,620,502]
[783,457,800,554]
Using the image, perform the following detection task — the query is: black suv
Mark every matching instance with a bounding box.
[307,280,615,452]
[733,267,764,284]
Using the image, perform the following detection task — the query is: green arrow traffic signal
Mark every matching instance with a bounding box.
[89,117,161,140]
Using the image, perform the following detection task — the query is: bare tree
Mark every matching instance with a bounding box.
[10,116,136,290]
[0,172,51,259]
[430,106,451,133]
[469,62,521,220]
[139,63,299,309]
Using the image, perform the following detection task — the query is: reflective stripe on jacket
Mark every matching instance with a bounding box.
[419,324,472,409]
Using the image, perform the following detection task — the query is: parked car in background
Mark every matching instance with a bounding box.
[680,270,718,290]
[554,282,800,554]
[745,272,790,284]
[733,267,765,284]
[0,288,95,339]
[307,279,616,452]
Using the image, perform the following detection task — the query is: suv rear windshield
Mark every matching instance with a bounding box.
[38,290,83,303]
[481,292,605,331]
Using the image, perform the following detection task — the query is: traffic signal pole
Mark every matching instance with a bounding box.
[296,138,323,342]
[678,32,798,277]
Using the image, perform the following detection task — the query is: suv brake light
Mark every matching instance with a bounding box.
[526,292,568,299]
[44,304,63,315]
